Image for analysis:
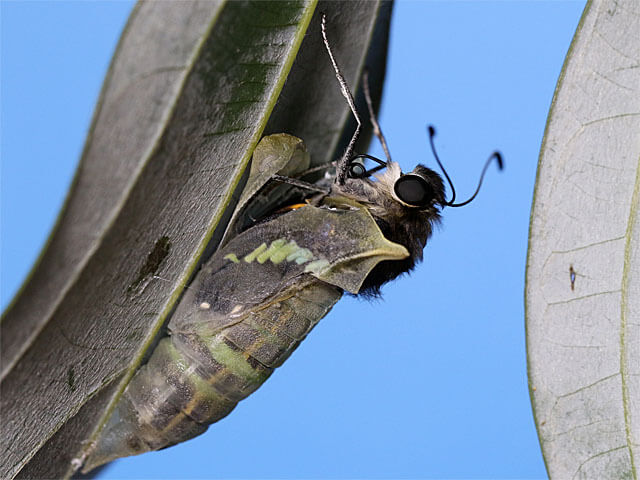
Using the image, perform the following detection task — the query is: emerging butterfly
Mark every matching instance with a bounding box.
[77,13,502,473]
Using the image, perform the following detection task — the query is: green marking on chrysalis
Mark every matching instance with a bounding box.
[285,251,300,262]
[257,239,287,264]
[293,248,314,264]
[304,259,330,274]
[242,238,316,266]
[208,338,268,384]
[244,243,267,263]
[270,240,300,264]
[224,253,240,264]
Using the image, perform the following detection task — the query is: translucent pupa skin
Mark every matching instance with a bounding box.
[80,133,446,472]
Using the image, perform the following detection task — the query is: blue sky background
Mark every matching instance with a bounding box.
[1,1,586,478]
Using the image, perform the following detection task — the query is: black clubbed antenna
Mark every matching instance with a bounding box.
[427,125,503,208]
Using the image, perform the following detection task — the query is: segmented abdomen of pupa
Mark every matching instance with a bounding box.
[81,197,407,472]
[81,219,344,472]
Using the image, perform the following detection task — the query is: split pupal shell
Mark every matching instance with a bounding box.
[223,134,311,242]
[82,198,408,472]
[83,278,342,472]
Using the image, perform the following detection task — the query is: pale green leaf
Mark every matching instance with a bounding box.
[526,0,639,477]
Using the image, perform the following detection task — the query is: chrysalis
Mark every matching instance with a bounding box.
[77,13,502,473]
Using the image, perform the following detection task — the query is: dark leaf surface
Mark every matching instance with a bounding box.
[0,1,391,478]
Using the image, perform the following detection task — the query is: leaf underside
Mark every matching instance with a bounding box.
[526,0,639,478]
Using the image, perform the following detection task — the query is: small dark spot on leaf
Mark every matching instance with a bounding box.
[128,236,172,294]
[67,367,76,392]
[569,265,576,291]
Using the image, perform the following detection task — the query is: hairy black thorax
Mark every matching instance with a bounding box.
[332,161,446,296]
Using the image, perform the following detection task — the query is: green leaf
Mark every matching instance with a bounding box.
[0,1,392,478]
[526,0,639,477]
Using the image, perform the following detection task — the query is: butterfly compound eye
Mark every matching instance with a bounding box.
[348,160,367,178]
[394,174,434,207]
